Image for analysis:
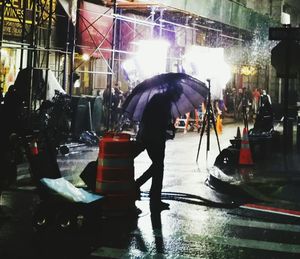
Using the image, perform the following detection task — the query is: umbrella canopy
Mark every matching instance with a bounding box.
[122,73,209,121]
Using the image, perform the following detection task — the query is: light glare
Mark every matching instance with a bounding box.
[183,45,231,99]
[82,53,90,61]
[135,40,170,81]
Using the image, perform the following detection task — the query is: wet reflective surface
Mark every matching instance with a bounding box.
[2,124,300,258]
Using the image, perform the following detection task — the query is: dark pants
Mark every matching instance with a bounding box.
[133,139,166,202]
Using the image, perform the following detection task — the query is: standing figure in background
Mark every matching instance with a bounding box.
[260,89,271,106]
[252,88,261,115]
[103,84,123,129]
[238,87,252,129]
[234,88,242,120]
[113,83,124,127]
[253,89,273,133]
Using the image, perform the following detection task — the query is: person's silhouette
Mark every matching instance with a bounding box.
[134,88,180,211]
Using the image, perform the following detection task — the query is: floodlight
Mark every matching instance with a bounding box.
[122,39,170,83]
[82,53,90,61]
[135,39,170,81]
[183,45,231,99]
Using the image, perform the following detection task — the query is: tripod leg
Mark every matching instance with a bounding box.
[206,109,210,158]
[211,110,221,153]
[196,112,207,162]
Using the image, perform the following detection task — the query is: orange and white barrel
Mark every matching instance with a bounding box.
[96,132,135,213]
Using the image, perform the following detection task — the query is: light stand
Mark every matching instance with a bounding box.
[196,79,221,162]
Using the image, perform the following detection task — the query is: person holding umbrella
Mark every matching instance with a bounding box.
[133,89,179,211]
[122,73,208,211]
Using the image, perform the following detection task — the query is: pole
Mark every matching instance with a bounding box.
[106,0,117,130]
[28,0,37,117]
[69,22,76,96]
[63,16,70,90]
[0,0,5,67]
[20,0,27,70]
[45,0,53,99]
[283,39,290,155]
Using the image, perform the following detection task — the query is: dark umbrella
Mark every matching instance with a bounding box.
[122,73,208,121]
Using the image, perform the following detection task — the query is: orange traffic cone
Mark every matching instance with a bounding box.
[216,115,222,134]
[236,126,241,139]
[239,127,253,165]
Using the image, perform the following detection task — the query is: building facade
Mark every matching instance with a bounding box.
[0,0,299,106]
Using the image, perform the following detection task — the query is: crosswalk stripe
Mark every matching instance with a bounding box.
[207,235,300,253]
[227,217,300,232]
[188,212,300,233]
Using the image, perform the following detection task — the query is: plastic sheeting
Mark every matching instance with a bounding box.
[40,177,103,203]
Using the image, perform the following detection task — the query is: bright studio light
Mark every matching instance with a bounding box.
[136,40,169,80]
[82,53,90,61]
[183,46,231,99]
[122,59,138,83]
[135,39,170,80]
[122,39,170,83]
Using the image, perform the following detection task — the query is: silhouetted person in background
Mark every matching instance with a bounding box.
[134,89,179,211]
[237,87,252,129]
[260,89,271,106]
[0,84,23,191]
[253,89,273,133]
[103,85,123,129]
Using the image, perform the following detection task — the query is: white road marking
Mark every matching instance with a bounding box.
[227,217,300,233]
[208,235,300,253]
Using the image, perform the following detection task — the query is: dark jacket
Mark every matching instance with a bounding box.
[137,94,172,142]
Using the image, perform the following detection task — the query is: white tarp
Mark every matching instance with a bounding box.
[43,70,66,100]
[40,177,103,203]
[58,0,78,25]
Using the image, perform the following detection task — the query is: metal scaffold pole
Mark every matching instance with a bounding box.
[63,18,70,91]
[0,0,5,68]
[106,0,117,131]
[28,0,37,117]
[20,0,27,70]
[44,0,53,99]
[69,14,76,97]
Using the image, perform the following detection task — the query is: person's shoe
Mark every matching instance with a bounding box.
[150,201,170,211]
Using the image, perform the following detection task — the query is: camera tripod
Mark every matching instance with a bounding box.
[196,79,221,162]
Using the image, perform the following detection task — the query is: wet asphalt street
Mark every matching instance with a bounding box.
[2,123,300,258]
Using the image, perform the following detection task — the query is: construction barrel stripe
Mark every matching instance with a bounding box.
[96,181,135,194]
[97,168,134,182]
[98,158,133,168]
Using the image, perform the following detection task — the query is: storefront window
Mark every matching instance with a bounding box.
[0,48,17,93]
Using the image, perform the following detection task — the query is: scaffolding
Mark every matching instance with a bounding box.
[0,0,70,107]
[74,1,250,91]
[0,0,252,92]
[0,0,255,131]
